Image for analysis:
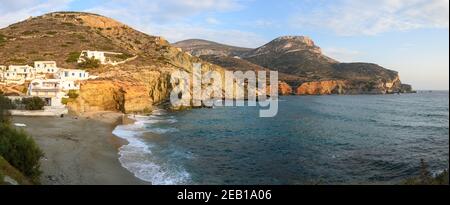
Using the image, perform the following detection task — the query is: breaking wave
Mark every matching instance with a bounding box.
[112,109,190,185]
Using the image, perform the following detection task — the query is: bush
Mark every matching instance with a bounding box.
[61,98,69,105]
[22,97,45,110]
[68,90,79,99]
[0,124,43,182]
[0,93,14,124]
[66,52,81,63]
[0,34,6,44]
[21,30,39,35]
[78,57,100,69]
[402,159,449,185]
[117,53,133,60]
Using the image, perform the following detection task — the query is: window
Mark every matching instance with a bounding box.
[72,72,75,76]
[65,71,69,77]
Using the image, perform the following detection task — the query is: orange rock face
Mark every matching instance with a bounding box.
[279,81,293,95]
[296,80,347,95]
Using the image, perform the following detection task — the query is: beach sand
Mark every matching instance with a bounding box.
[12,112,148,185]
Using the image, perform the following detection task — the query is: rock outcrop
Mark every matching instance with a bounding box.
[279,81,293,95]
[297,80,347,95]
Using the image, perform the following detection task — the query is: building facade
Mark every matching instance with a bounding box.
[57,69,90,81]
[34,61,59,74]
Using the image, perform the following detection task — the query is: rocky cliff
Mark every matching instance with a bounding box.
[174,36,413,95]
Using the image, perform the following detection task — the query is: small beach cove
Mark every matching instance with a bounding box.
[12,112,148,185]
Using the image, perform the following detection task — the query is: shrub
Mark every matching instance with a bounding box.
[0,124,43,182]
[66,52,81,63]
[21,30,39,35]
[0,93,14,124]
[402,159,449,185]
[8,58,27,64]
[61,98,69,105]
[78,57,100,69]
[117,53,133,60]
[0,34,6,44]
[62,22,76,27]
[68,90,79,99]
[46,31,57,35]
[21,97,45,110]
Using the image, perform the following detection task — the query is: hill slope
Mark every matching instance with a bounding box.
[0,12,226,112]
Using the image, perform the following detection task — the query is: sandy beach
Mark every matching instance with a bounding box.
[12,112,148,185]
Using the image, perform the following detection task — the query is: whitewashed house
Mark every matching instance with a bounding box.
[57,69,90,81]
[28,78,80,107]
[34,61,59,74]
[2,65,35,84]
[78,50,126,65]
[28,79,66,106]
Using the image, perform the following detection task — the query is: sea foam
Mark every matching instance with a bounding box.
[112,110,190,185]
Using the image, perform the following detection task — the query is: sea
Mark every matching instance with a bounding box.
[112,91,449,185]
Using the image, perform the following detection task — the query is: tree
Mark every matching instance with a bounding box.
[22,97,45,110]
[0,92,14,124]
[0,124,43,182]
[78,57,100,69]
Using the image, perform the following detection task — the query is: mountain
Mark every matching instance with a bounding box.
[173,39,252,57]
[174,36,413,95]
[0,12,226,113]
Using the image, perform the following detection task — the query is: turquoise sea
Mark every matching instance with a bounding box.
[113,91,449,185]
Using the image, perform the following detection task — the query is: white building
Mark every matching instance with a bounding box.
[28,78,80,107]
[57,69,90,81]
[28,79,65,106]
[78,50,124,65]
[2,65,35,84]
[34,61,59,74]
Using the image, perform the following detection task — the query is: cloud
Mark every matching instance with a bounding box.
[205,17,220,25]
[148,24,266,48]
[292,0,449,36]
[85,0,266,47]
[0,0,72,28]
[86,0,243,23]
[323,47,362,62]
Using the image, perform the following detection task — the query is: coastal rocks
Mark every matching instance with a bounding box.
[296,80,347,95]
[279,81,293,95]
[400,84,414,93]
[295,76,405,95]
[67,80,153,114]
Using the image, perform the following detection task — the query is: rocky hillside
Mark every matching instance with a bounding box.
[173,39,252,57]
[0,12,227,113]
[174,36,413,95]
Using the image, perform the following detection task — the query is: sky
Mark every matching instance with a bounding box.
[0,0,449,90]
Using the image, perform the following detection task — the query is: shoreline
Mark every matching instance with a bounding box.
[12,112,149,185]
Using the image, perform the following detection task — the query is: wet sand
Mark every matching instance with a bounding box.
[12,112,148,185]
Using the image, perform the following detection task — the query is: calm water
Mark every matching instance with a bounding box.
[113,92,449,185]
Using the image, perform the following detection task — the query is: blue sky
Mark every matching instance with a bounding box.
[0,0,448,90]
